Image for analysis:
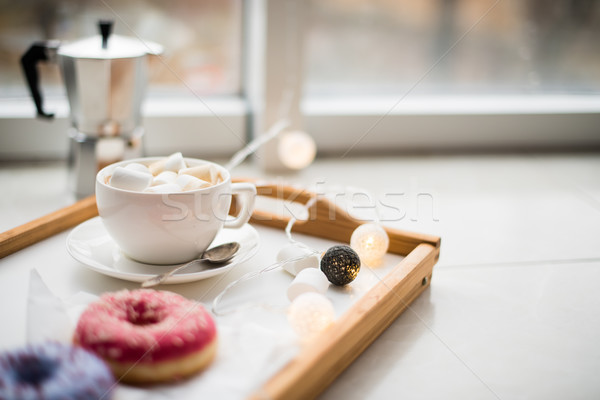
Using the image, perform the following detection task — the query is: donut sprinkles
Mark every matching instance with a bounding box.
[0,342,115,400]
[74,289,217,384]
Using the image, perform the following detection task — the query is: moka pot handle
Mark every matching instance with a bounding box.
[20,41,59,119]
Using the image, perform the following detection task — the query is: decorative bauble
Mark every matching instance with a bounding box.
[320,245,361,286]
[287,267,330,302]
[277,243,320,276]
[277,130,316,170]
[350,223,389,267]
[287,292,335,338]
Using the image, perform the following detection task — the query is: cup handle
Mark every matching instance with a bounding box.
[224,182,256,229]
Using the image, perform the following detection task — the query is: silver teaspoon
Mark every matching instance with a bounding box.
[141,242,241,288]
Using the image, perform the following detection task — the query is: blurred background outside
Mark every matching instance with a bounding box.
[1,0,598,102]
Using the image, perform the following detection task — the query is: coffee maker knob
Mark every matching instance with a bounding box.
[99,20,114,49]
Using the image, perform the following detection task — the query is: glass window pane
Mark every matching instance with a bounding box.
[305,0,600,96]
[0,0,242,99]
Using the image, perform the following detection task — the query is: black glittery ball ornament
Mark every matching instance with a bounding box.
[320,245,361,286]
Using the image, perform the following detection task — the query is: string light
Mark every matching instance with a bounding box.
[277,130,316,170]
[278,244,320,277]
[350,223,389,267]
[225,119,290,170]
[287,267,329,302]
[287,292,335,339]
[320,245,361,286]
[212,195,320,316]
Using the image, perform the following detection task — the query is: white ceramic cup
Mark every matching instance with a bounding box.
[96,157,256,265]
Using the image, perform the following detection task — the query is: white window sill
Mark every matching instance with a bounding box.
[302,95,600,154]
[1,94,599,160]
[303,94,600,115]
[0,96,248,160]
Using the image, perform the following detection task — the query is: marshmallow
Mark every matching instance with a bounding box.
[144,183,182,193]
[175,174,211,191]
[179,164,219,184]
[277,244,320,276]
[287,268,330,302]
[124,162,152,175]
[164,152,186,172]
[152,171,177,186]
[149,159,166,176]
[109,166,152,191]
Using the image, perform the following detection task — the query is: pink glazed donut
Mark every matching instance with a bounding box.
[73,289,217,384]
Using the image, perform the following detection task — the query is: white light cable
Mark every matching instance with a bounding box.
[212,195,320,316]
[225,118,291,171]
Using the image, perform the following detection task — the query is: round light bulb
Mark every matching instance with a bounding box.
[287,292,335,339]
[277,130,316,170]
[350,223,389,267]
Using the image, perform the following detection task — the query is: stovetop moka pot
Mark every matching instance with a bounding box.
[21,20,162,196]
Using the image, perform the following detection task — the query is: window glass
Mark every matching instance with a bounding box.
[305,0,600,96]
[0,0,242,99]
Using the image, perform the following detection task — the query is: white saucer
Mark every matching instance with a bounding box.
[66,217,260,284]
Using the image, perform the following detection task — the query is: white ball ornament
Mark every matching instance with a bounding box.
[277,130,316,170]
[287,292,335,339]
[287,268,330,302]
[277,244,320,276]
[350,223,389,267]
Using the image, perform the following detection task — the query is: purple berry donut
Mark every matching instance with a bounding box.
[0,342,115,400]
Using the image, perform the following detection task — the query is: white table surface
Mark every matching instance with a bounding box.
[1,154,600,400]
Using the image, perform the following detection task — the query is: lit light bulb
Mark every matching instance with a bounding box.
[287,292,335,339]
[277,130,316,170]
[350,223,389,267]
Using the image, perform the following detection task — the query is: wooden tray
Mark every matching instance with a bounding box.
[0,181,440,400]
